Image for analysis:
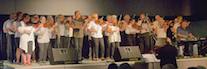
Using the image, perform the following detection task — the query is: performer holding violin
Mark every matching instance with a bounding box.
[70,11,90,60]
[137,14,151,53]
[125,19,139,46]
[65,16,73,48]
[54,14,68,48]
[87,13,108,61]
[36,16,53,64]
[153,18,168,47]
[46,15,56,60]
[106,15,121,59]
[31,14,40,63]
[119,14,130,46]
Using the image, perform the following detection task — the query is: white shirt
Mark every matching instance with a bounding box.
[48,27,56,39]
[67,26,73,37]
[173,23,180,33]
[20,21,26,27]
[137,20,150,34]
[55,23,65,36]
[36,27,50,43]
[173,23,180,38]
[5,19,15,34]
[152,21,159,29]
[125,24,140,34]
[87,21,103,38]
[108,25,121,43]
[156,26,166,38]
[84,22,91,36]
[18,26,35,53]
[13,21,22,38]
[102,21,110,36]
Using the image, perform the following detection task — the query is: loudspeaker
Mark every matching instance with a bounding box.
[114,46,142,62]
[50,48,79,65]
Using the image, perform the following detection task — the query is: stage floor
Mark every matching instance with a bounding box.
[3,57,207,69]
[3,59,144,69]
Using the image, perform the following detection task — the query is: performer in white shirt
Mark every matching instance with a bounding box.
[125,19,139,46]
[31,14,40,63]
[152,15,161,30]
[13,12,23,64]
[87,13,108,61]
[137,14,151,53]
[36,16,53,64]
[46,15,56,60]
[18,13,42,66]
[54,14,68,48]
[107,15,121,59]
[3,13,17,63]
[120,14,130,46]
[173,16,183,37]
[65,16,73,48]
[154,18,168,47]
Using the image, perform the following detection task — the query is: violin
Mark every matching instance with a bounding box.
[43,23,54,28]
[33,24,39,27]
[95,20,106,25]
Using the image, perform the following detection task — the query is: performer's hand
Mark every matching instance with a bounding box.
[80,26,84,30]
[94,30,98,33]
[41,31,44,34]
[39,23,44,27]
[190,35,195,38]
[55,32,59,34]
[114,30,117,32]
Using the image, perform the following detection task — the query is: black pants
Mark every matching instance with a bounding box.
[32,36,39,61]
[139,32,150,53]
[7,34,16,62]
[127,34,136,46]
[48,39,56,57]
[59,36,69,48]
[14,38,20,48]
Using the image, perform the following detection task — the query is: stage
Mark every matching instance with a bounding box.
[3,57,207,69]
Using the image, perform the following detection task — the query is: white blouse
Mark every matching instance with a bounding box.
[18,26,35,53]
[87,21,103,38]
[157,26,167,38]
[108,25,121,43]
[67,26,73,37]
[36,27,51,43]
[125,24,140,34]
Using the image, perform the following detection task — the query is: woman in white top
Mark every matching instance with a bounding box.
[46,15,56,59]
[54,14,68,48]
[13,12,23,64]
[37,16,52,64]
[18,13,42,66]
[154,18,168,47]
[65,16,73,48]
[87,13,108,61]
[107,15,121,59]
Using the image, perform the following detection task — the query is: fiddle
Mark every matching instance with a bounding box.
[95,17,106,25]
[95,20,106,25]
[43,23,54,28]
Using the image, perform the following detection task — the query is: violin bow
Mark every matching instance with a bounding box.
[118,14,122,26]
[132,14,136,18]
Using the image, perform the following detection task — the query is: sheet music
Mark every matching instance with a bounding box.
[142,54,160,63]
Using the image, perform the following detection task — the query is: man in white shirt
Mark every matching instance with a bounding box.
[152,15,161,30]
[137,14,151,53]
[125,19,139,46]
[3,13,17,63]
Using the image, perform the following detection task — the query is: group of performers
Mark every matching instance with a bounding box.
[3,11,199,66]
